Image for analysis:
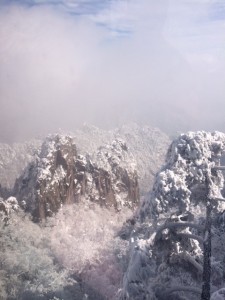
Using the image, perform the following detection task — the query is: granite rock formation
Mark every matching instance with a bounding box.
[14,134,139,220]
[72,123,170,195]
[0,124,170,200]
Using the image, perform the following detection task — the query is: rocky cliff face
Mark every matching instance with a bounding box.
[73,123,170,195]
[114,124,170,195]
[14,134,139,220]
[121,131,225,300]
[0,124,170,200]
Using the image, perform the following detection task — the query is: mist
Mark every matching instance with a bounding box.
[0,0,225,142]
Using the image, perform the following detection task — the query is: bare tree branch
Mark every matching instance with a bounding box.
[155,222,204,242]
[156,285,201,299]
[176,232,203,244]
[212,166,225,171]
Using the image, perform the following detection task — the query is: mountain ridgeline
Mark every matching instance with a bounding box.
[14,135,139,220]
[0,124,170,220]
[0,124,171,299]
[6,126,225,299]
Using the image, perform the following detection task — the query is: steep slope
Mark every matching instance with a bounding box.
[0,140,41,197]
[72,123,170,194]
[121,131,225,300]
[114,123,170,195]
[14,134,139,220]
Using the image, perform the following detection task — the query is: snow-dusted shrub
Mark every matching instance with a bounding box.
[0,196,19,219]
[0,197,133,299]
[44,201,132,299]
[0,210,70,300]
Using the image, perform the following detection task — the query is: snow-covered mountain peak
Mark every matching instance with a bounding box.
[94,138,135,173]
[0,123,170,199]
[167,131,225,166]
[141,131,225,219]
[121,131,225,300]
[14,133,139,220]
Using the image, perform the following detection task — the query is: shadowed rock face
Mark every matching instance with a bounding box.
[14,134,139,221]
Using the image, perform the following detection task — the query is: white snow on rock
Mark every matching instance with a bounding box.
[0,124,169,199]
[141,131,225,219]
[73,123,170,195]
[14,133,139,219]
[121,131,225,300]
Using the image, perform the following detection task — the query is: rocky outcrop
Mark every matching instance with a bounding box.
[14,134,139,221]
[73,123,170,195]
[114,123,170,195]
[120,131,225,300]
[0,124,170,199]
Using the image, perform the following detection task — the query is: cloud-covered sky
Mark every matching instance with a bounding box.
[0,0,225,142]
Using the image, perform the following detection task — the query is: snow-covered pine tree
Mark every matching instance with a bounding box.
[121,131,225,300]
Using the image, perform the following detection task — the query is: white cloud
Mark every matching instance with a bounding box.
[0,0,225,142]
[164,0,225,62]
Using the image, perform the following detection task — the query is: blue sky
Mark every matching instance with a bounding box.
[0,0,225,141]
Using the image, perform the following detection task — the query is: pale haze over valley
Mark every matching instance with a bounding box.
[0,0,225,142]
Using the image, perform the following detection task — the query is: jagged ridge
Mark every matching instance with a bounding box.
[0,123,170,198]
[14,134,139,220]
